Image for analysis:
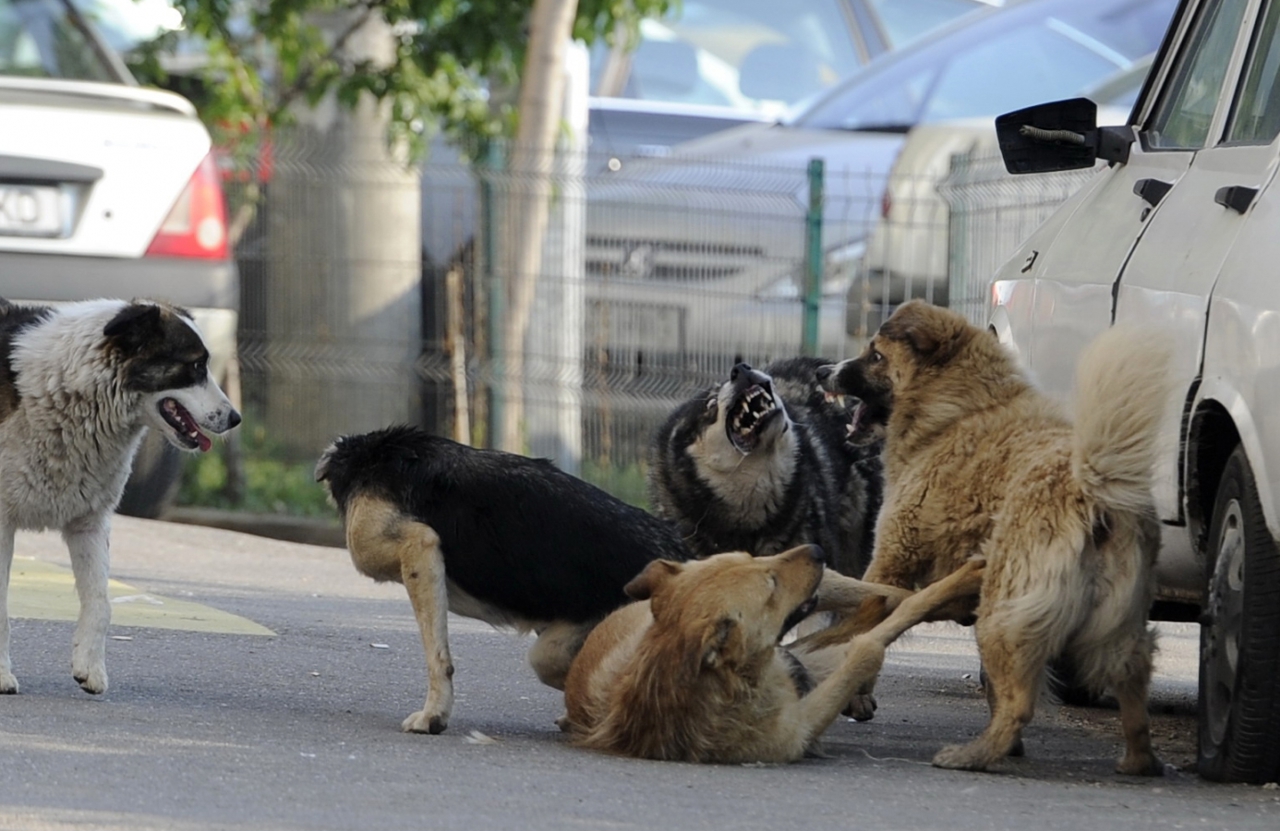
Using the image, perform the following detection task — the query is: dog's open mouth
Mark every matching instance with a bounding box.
[159,398,212,452]
[779,594,819,641]
[726,383,781,453]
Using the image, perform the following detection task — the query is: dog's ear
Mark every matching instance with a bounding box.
[624,559,683,600]
[701,617,744,670]
[883,301,972,368]
[104,302,162,342]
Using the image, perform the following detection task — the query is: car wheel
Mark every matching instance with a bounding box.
[1197,446,1280,783]
[116,431,185,519]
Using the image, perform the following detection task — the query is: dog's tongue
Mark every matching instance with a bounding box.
[196,432,212,452]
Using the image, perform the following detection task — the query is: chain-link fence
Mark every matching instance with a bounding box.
[226,129,886,504]
[940,149,1102,326]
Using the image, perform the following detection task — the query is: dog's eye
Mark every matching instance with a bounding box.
[768,575,778,590]
[191,358,207,375]
[870,350,883,363]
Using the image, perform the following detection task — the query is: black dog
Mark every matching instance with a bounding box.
[648,357,881,576]
[316,425,690,734]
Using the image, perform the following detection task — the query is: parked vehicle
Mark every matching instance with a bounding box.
[0,0,237,517]
[988,0,1280,784]
[584,0,996,167]
[855,57,1151,325]
[585,0,1175,367]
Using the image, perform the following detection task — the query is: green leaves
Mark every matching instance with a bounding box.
[126,0,672,159]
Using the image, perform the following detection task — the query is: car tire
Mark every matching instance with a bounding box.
[116,431,185,519]
[1197,446,1280,783]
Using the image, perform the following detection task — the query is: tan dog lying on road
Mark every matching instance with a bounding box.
[806,300,1172,775]
[562,544,984,763]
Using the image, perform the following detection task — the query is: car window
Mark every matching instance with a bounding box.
[868,0,989,46]
[796,0,1174,132]
[590,0,863,112]
[921,24,1118,121]
[1226,0,1280,145]
[1146,0,1250,149]
[0,0,116,81]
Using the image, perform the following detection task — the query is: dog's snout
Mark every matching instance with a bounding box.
[805,544,824,563]
[816,365,834,384]
[730,362,752,383]
[227,409,242,430]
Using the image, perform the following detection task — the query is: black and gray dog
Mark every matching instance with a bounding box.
[648,357,881,577]
[316,425,691,734]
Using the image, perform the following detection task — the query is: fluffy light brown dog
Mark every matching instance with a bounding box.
[561,544,985,763]
[806,300,1171,775]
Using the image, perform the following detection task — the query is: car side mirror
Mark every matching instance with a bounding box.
[996,97,1134,174]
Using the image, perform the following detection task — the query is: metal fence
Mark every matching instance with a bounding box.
[224,128,1101,506]
[940,149,1101,326]
[228,129,882,503]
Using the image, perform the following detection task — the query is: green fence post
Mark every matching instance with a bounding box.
[482,140,505,446]
[802,157,824,357]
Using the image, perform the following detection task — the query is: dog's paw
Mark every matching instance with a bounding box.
[843,693,877,721]
[402,710,448,735]
[0,670,18,694]
[932,743,991,772]
[1116,752,1164,776]
[73,666,108,695]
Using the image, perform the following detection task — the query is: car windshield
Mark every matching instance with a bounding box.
[0,0,119,81]
[588,0,986,113]
[793,0,1175,132]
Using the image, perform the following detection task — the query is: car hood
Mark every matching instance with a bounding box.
[588,123,905,254]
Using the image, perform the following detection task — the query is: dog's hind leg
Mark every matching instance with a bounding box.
[1110,638,1162,776]
[64,513,112,694]
[0,523,17,693]
[1068,623,1161,775]
[796,558,986,745]
[529,620,596,691]
[933,619,1047,772]
[397,522,454,734]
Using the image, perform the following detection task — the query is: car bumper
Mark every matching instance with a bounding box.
[2,252,240,381]
[0,251,238,310]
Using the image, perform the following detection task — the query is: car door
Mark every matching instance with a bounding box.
[1021,0,1251,402]
[1113,0,1280,523]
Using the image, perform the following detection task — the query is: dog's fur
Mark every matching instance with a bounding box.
[648,357,880,576]
[315,425,692,734]
[806,300,1171,775]
[0,298,240,695]
[562,544,984,763]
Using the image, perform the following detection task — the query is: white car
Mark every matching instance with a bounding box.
[854,58,1151,330]
[988,0,1280,784]
[0,0,237,516]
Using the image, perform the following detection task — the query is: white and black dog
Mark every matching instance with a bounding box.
[648,357,880,577]
[316,425,692,734]
[0,298,241,695]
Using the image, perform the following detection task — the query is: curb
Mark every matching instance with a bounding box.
[160,507,345,549]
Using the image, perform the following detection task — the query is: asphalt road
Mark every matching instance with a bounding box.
[1,517,1277,831]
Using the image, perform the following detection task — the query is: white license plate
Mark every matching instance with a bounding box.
[0,183,63,237]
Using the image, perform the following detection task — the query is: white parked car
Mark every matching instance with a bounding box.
[988,0,1280,784]
[0,0,237,516]
[855,58,1150,326]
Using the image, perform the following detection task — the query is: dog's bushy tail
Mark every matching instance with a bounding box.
[1070,325,1174,515]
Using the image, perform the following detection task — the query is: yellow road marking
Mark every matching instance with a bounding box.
[8,558,274,637]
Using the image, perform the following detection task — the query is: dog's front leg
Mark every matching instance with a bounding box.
[398,523,453,734]
[64,514,112,694]
[0,523,18,693]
